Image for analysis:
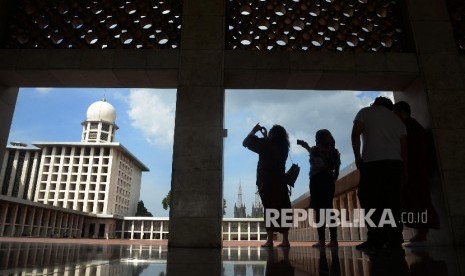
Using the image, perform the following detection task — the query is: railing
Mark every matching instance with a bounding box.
[222,218,266,241]
[116,217,266,241]
[288,163,414,242]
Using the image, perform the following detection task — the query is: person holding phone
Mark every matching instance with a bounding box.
[243,123,291,247]
[298,129,341,247]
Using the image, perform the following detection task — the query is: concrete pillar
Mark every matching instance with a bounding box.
[404,0,465,245]
[256,222,260,241]
[35,208,43,237]
[247,221,251,241]
[44,209,52,237]
[121,220,125,239]
[0,202,8,236]
[238,222,241,241]
[10,204,18,236]
[347,191,356,240]
[169,0,225,248]
[0,87,18,173]
[50,211,57,237]
[19,206,27,236]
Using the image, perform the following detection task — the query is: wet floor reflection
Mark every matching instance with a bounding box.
[0,242,462,275]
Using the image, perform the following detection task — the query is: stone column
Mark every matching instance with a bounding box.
[19,206,27,236]
[346,191,356,240]
[404,0,465,245]
[36,208,44,237]
[9,204,18,236]
[121,220,125,239]
[0,202,8,236]
[169,0,225,248]
[0,87,18,168]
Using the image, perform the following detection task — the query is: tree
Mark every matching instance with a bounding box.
[223,199,227,216]
[135,200,153,217]
[162,190,227,215]
[162,191,171,210]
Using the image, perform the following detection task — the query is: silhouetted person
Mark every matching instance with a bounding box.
[367,249,410,276]
[243,123,292,247]
[351,96,407,251]
[298,129,341,247]
[408,250,448,276]
[265,248,294,276]
[318,248,341,276]
[393,101,440,244]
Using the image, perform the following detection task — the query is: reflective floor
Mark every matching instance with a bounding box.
[0,242,464,275]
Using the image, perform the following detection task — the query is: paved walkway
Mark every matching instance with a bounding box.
[0,237,360,247]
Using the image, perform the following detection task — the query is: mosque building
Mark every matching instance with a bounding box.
[0,99,148,237]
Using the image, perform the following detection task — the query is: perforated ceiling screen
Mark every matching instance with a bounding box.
[1,0,182,49]
[226,0,410,52]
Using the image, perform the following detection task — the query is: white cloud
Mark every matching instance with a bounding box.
[35,87,52,94]
[124,88,392,216]
[126,89,176,148]
[226,90,390,167]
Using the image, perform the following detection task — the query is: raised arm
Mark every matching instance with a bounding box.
[243,123,266,153]
[297,139,311,154]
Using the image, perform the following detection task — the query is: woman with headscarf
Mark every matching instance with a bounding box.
[243,123,292,247]
[298,129,341,247]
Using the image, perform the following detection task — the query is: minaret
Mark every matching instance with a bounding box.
[234,181,246,218]
[254,187,261,208]
[81,99,119,143]
[237,182,244,208]
[251,186,264,218]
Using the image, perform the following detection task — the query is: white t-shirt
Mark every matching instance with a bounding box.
[354,105,406,162]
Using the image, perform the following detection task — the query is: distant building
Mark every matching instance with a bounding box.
[0,99,149,238]
[234,182,246,218]
[0,142,41,201]
[250,188,264,218]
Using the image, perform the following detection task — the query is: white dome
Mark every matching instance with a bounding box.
[86,99,116,123]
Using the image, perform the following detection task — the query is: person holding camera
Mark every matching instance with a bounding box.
[298,129,341,247]
[243,123,291,247]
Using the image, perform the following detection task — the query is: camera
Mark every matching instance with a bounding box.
[297,139,304,146]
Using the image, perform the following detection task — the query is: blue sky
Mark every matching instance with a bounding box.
[8,88,390,217]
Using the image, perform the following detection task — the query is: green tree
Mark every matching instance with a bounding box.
[162,190,227,215]
[223,199,227,216]
[162,191,171,210]
[135,200,153,217]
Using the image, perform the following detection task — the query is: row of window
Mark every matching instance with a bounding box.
[115,204,129,215]
[44,157,111,166]
[43,146,111,157]
[38,200,106,214]
[43,166,109,174]
[40,174,108,183]
[38,191,105,200]
[39,183,106,192]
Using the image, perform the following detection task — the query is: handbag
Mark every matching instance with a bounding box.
[286,163,300,188]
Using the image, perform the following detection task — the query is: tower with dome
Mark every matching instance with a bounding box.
[81,99,118,143]
[0,99,148,238]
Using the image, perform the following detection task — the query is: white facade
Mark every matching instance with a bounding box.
[32,142,148,216]
[0,143,41,201]
[2,99,148,218]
